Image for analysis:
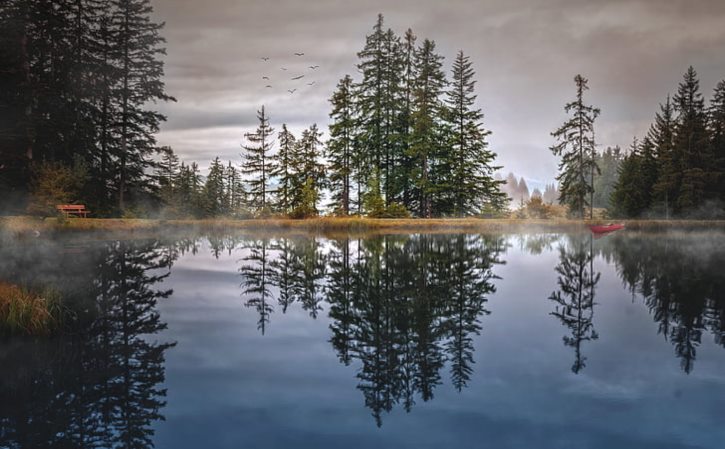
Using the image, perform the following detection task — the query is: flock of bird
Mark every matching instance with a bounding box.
[259,52,319,95]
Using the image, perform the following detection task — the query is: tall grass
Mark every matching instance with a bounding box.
[0,282,63,336]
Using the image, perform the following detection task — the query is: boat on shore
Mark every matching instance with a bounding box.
[589,223,625,234]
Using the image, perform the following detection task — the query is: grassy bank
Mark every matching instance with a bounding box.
[0,282,63,336]
[2,215,725,239]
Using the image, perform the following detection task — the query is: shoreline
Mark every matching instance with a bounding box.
[2,216,725,239]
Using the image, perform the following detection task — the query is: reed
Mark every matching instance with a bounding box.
[0,282,63,336]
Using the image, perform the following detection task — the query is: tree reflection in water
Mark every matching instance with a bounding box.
[548,234,600,374]
[239,233,506,426]
[0,240,176,449]
[605,232,725,374]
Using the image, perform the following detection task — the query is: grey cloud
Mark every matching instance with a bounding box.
[151,0,725,181]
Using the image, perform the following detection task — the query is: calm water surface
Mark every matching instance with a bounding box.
[1,230,724,449]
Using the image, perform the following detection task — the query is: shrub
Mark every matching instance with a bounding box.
[0,282,63,336]
[26,158,88,217]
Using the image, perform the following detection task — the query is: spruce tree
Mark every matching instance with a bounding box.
[241,106,276,212]
[272,124,296,214]
[592,146,623,208]
[225,161,244,215]
[708,80,725,204]
[397,28,418,209]
[444,51,506,216]
[327,75,356,215]
[410,38,447,217]
[672,66,711,213]
[356,14,387,191]
[611,138,648,217]
[650,96,677,216]
[157,146,178,206]
[295,124,326,212]
[110,0,175,212]
[550,75,600,218]
[202,157,225,217]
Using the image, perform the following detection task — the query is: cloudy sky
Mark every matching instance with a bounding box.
[151,0,725,187]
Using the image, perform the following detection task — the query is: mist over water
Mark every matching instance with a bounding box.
[1,229,725,448]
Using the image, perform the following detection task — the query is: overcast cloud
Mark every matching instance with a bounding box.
[151,0,725,187]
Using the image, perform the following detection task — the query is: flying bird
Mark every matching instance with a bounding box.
[307,81,315,86]
[262,76,269,80]
[288,89,297,94]
[294,52,304,56]
[260,57,269,61]
[291,75,305,80]
[309,65,319,70]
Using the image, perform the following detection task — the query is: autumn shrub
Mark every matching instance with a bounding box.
[0,282,63,336]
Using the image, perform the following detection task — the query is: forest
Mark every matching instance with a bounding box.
[1,1,723,219]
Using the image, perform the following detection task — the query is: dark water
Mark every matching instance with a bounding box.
[1,230,725,449]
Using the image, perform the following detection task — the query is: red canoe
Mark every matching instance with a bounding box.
[589,223,625,234]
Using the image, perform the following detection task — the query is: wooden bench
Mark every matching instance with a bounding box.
[56,204,90,218]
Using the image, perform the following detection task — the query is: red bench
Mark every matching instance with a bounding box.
[56,204,90,218]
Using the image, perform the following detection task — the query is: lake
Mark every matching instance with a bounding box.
[1,229,724,449]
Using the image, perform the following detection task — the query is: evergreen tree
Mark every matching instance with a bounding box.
[550,75,600,218]
[356,14,387,195]
[157,146,179,206]
[224,161,244,215]
[327,75,356,215]
[241,106,276,212]
[543,183,559,205]
[409,38,447,217]
[396,28,418,209]
[650,96,677,216]
[272,124,296,214]
[294,124,326,212]
[708,80,725,204]
[611,138,649,217]
[444,51,506,216]
[110,0,175,212]
[592,146,623,208]
[202,157,225,217]
[672,67,711,213]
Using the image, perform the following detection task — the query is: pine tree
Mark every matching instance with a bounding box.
[156,146,178,206]
[355,14,405,206]
[356,14,387,191]
[272,124,296,214]
[550,75,600,218]
[611,138,649,217]
[396,28,417,209]
[202,157,225,217]
[650,96,677,216]
[294,124,325,212]
[673,66,711,213]
[592,146,623,208]
[327,75,356,215]
[241,106,276,212]
[409,38,447,217]
[444,51,506,216]
[543,183,558,205]
[110,0,175,212]
[708,80,725,204]
[517,177,530,204]
[225,161,244,215]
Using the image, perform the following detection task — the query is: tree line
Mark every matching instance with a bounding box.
[551,68,725,219]
[610,67,725,218]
